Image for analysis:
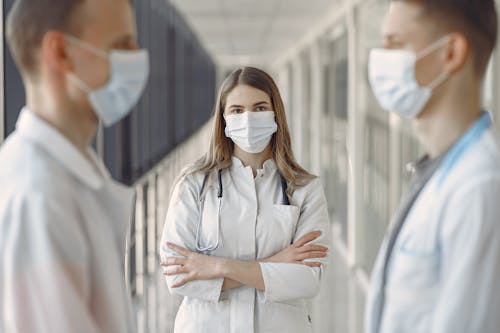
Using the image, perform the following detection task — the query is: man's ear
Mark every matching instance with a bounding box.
[40,31,73,75]
[442,33,470,75]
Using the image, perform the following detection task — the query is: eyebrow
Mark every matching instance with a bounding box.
[253,101,270,107]
[228,101,270,109]
[227,104,244,109]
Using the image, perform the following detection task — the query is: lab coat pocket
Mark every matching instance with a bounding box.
[383,250,439,333]
[272,205,300,249]
[176,298,230,333]
[263,299,311,333]
[389,248,439,296]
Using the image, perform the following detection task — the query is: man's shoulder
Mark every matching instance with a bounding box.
[0,131,77,201]
[444,128,500,190]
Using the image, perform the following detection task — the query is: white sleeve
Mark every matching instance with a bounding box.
[2,191,99,333]
[260,178,330,302]
[160,175,224,302]
[431,176,500,333]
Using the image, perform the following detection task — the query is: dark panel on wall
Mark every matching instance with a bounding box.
[3,0,25,137]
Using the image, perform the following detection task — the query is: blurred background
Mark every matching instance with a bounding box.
[1,0,500,332]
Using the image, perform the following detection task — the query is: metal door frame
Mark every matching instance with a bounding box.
[1,0,5,144]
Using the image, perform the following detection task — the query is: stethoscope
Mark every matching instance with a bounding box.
[195,168,290,253]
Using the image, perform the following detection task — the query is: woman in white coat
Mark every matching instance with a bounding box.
[160,67,330,333]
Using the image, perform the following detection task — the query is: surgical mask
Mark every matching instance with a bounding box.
[224,111,278,153]
[368,36,450,118]
[66,35,150,126]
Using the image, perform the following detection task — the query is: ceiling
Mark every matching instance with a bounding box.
[169,0,341,69]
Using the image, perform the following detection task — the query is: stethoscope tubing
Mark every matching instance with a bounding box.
[195,168,289,253]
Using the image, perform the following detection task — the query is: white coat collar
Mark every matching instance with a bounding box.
[231,156,277,173]
[16,107,107,190]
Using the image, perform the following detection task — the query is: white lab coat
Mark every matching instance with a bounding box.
[160,157,330,333]
[0,108,136,333]
[366,124,500,332]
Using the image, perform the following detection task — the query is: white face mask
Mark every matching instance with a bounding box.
[224,111,278,154]
[368,36,450,118]
[66,35,150,127]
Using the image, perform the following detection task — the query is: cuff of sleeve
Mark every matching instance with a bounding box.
[191,277,224,302]
[259,262,322,303]
[209,277,225,302]
[259,262,275,302]
[167,276,225,302]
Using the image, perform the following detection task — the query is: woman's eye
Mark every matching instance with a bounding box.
[235,109,244,114]
[256,106,267,111]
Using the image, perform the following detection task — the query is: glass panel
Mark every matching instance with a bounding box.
[356,0,390,273]
[302,51,313,169]
[322,26,349,242]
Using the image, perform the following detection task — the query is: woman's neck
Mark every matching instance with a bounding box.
[233,145,273,177]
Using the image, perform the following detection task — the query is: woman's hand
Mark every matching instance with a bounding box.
[161,230,328,289]
[161,242,224,288]
[261,230,328,267]
[162,242,265,291]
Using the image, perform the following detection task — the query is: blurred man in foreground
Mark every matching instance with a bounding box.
[366,1,500,332]
[0,0,149,331]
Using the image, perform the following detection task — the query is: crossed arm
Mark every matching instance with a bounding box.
[161,176,330,301]
[161,230,328,291]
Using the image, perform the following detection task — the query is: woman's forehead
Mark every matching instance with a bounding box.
[225,84,271,107]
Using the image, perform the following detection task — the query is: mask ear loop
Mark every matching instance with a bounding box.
[67,72,92,93]
[65,34,109,59]
[416,35,452,90]
[427,72,450,90]
[416,35,452,60]
[65,35,109,94]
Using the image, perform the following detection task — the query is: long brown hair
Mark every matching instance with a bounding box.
[185,66,315,196]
